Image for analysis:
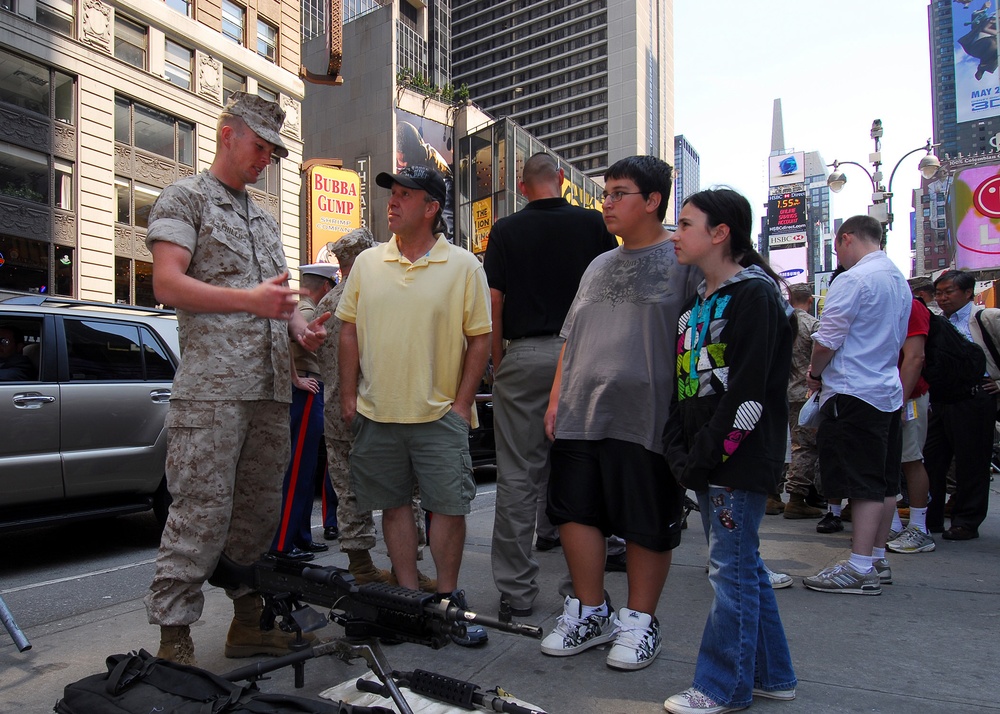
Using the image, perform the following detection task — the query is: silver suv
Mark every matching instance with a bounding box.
[0,295,179,531]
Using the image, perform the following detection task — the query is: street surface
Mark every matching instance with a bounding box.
[2,474,999,713]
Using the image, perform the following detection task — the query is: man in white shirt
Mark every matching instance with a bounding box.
[802,216,911,595]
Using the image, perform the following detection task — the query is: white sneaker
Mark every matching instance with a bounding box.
[606,607,660,670]
[540,596,616,656]
[664,688,743,713]
[886,525,936,554]
[764,565,792,589]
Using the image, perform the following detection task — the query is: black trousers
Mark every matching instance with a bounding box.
[924,389,995,533]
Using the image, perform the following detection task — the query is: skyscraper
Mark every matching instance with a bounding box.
[673,135,700,224]
[929,0,1000,157]
[451,0,673,179]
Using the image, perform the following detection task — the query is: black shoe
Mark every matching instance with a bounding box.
[301,541,329,553]
[942,525,979,540]
[323,526,340,541]
[443,590,488,647]
[605,552,627,572]
[269,546,315,562]
[805,485,827,510]
[535,536,560,551]
[499,597,533,618]
[816,512,844,534]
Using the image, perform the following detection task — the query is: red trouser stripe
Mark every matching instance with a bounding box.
[276,390,315,551]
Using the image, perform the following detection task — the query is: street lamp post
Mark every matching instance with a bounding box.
[826,119,941,238]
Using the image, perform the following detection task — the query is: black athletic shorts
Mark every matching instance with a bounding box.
[817,393,902,501]
[547,438,684,552]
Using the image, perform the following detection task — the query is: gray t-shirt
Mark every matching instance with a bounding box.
[556,239,699,453]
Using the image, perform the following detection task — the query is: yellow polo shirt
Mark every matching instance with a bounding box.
[336,235,491,425]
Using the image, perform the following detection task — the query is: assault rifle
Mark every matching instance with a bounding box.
[210,554,543,714]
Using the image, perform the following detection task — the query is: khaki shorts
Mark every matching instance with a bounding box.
[349,411,476,515]
[900,392,930,463]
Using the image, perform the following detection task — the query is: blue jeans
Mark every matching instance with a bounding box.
[693,487,797,707]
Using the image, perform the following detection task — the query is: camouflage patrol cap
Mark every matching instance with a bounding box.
[330,227,376,264]
[222,91,288,158]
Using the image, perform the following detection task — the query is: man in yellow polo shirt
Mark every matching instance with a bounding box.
[336,165,492,646]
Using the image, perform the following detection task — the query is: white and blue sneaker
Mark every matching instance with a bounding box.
[606,607,660,670]
[540,596,616,656]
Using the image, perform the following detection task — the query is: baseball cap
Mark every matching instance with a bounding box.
[331,227,376,264]
[222,91,288,158]
[375,165,447,205]
[299,263,338,280]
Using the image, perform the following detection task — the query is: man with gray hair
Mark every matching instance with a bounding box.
[145,92,330,665]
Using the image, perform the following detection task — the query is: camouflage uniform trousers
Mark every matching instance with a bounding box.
[786,400,821,497]
[146,399,289,626]
[326,432,426,555]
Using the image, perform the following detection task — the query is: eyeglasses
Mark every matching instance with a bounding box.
[600,190,644,204]
[0,338,11,346]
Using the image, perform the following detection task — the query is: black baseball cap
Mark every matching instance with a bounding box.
[375,165,447,205]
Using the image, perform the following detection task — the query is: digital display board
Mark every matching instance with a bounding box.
[952,2,1000,123]
[767,191,807,234]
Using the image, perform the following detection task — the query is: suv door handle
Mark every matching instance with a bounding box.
[13,392,56,408]
[150,389,172,403]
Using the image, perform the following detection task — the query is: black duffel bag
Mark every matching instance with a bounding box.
[55,649,389,714]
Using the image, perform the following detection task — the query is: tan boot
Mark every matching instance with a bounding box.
[224,593,315,658]
[784,493,825,519]
[765,494,785,515]
[157,625,196,666]
[346,549,391,585]
[388,567,438,593]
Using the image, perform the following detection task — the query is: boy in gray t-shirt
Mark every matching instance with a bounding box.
[541,156,699,672]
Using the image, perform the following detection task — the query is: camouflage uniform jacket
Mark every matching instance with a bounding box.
[146,170,291,402]
[315,281,350,441]
[788,308,819,403]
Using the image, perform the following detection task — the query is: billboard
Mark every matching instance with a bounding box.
[768,151,805,187]
[949,162,1000,271]
[307,164,361,264]
[953,2,1000,123]
[394,107,455,240]
[472,197,492,254]
[768,245,808,285]
[767,190,807,242]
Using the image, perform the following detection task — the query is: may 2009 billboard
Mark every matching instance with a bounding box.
[952,2,1000,123]
[949,162,1000,271]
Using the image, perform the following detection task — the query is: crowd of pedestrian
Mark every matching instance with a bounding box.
[139,93,994,712]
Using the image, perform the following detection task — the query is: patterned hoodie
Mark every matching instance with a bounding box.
[663,265,795,494]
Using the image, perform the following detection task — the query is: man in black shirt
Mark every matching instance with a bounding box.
[483,153,617,617]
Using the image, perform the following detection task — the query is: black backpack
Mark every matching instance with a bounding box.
[922,308,987,404]
[55,649,387,714]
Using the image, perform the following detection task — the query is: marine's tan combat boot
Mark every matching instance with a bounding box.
[157,625,196,666]
[224,593,315,658]
[388,567,438,593]
[346,549,391,585]
[784,492,825,519]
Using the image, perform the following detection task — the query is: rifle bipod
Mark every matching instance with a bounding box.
[222,636,413,714]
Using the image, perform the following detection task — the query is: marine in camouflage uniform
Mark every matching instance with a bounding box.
[143,93,329,665]
[784,285,824,518]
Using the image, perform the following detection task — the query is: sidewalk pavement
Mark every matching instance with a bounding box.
[3,479,999,713]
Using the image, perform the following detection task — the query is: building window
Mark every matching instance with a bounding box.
[222,0,245,45]
[223,68,246,103]
[257,86,277,103]
[164,0,191,17]
[37,0,73,35]
[115,95,195,166]
[115,177,161,229]
[115,257,158,307]
[164,39,193,90]
[1,0,14,13]
[0,141,48,204]
[257,19,278,62]
[115,16,148,70]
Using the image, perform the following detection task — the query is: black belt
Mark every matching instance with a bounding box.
[509,334,560,341]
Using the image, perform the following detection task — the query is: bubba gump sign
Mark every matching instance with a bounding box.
[307,164,362,263]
